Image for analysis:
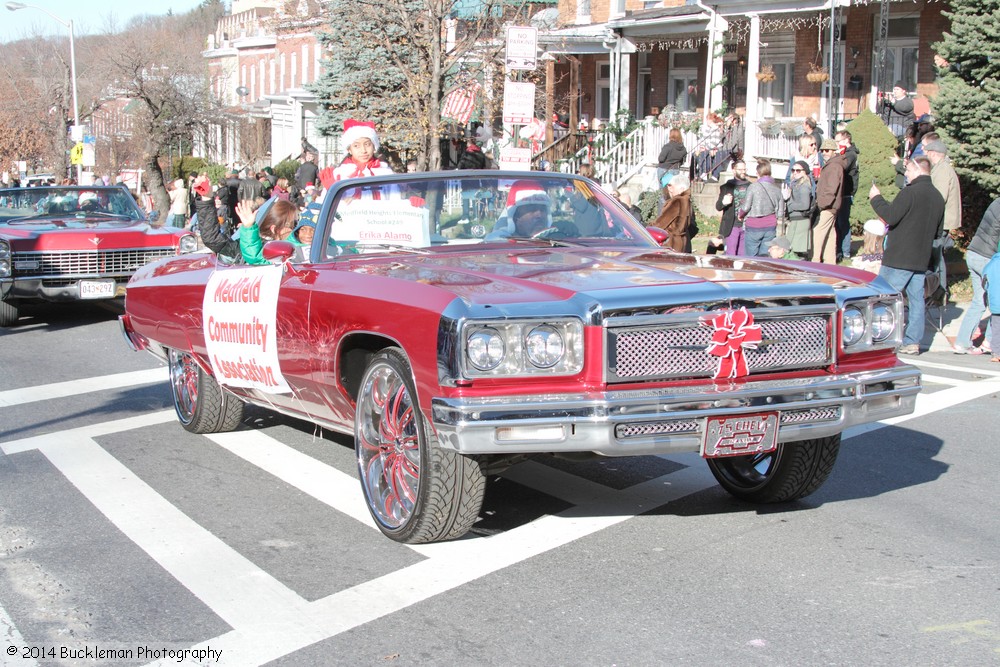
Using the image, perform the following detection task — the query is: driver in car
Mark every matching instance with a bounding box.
[512,200,550,237]
[486,192,551,240]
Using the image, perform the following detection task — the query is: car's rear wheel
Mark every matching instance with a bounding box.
[0,298,20,327]
[168,348,244,434]
[707,434,841,503]
[355,347,485,544]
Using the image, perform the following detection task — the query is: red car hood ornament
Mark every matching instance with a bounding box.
[706,307,761,379]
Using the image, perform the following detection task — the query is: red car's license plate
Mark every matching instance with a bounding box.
[702,412,779,458]
[79,280,116,299]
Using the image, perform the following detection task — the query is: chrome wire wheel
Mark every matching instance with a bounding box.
[166,347,244,434]
[354,347,486,543]
[356,357,420,530]
[169,348,199,426]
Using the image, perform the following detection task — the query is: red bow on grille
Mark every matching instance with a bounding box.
[707,307,761,379]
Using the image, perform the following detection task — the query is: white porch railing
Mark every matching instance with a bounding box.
[556,119,700,187]
[553,117,807,189]
[747,119,806,169]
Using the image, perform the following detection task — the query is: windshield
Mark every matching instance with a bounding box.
[0,186,146,222]
[316,172,655,258]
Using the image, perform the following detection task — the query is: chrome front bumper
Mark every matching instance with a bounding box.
[431,364,922,456]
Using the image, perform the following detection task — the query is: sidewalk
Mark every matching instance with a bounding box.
[923,297,977,353]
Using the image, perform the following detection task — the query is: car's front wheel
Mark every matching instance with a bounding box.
[0,298,20,327]
[168,348,244,434]
[355,347,485,544]
[707,434,841,503]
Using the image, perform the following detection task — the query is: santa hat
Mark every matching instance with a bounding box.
[342,119,380,155]
[505,180,547,206]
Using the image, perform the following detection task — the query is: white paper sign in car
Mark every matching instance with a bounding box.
[202,265,291,394]
[336,200,430,247]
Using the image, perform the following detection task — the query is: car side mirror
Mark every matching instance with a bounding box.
[263,240,296,263]
[148,210,160,222]
[646,226,668,245]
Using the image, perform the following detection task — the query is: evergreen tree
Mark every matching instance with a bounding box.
[309,0,512,170]
[846,110,900,230]
[933,0,1000,198]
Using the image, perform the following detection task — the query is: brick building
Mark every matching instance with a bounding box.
[540,0,949,168]
[198,0,335,168]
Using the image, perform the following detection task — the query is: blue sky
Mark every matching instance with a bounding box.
[0,1,209,43]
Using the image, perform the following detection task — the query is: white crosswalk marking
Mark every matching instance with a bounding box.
[0,368,167,407]
[2,368,997,666]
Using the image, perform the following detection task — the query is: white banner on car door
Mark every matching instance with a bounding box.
[202,264,291,394]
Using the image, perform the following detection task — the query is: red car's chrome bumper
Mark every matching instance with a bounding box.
[430,364,922,456]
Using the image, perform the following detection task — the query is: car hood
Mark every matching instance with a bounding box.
[342,246,872,305]
[1,218,183,250]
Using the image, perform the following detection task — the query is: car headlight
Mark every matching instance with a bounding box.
[870,303,895,342]
[525,325,565,368]
[0,258,9,278]
[841,297,902,352]
[462,318,584,378]
[842,307,866,347]
[467,328,505,371]
[0,240,9,259]
[178,233,198,254]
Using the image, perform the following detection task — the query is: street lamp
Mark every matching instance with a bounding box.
[6,1,81,182]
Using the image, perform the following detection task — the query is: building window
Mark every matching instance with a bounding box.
[757,61,794,118]
[291,53,298,88]
[576,0,590,24]
[872,16,919,92]
[610,0,625,17]
[596,61,611,121]
[668,50,699,112]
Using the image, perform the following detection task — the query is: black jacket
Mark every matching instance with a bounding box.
[968,198,1000,260]
[716,177,750,238]
[870,175,944,273]
[457,146,488,170]
[657,141,687,171]
[195,197,241,262]
[841,145,860,197]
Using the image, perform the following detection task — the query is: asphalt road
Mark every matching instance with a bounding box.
[1,301,999,667]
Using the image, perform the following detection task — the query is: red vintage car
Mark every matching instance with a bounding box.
[0,185,196,326]
[120,172,921,544]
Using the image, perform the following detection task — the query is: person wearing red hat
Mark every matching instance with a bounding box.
[332,119,394,183]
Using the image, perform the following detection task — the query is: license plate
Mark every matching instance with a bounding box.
[79,280,116,299]
[702,412,779,458]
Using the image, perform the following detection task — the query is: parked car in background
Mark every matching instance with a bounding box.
[22,173,57,187]
[120,171,922,544]
[0,184,197,326]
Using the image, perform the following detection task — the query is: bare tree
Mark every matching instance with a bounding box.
[96,16,217,218]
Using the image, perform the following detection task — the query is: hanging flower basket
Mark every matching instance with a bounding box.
[757,119,781,137]
[807,64,830,83]
[756,64,776,83]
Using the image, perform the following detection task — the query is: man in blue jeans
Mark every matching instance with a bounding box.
[868,156,944,355]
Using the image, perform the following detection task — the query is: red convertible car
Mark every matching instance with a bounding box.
[0,184,196,326]
[121,172,921,544]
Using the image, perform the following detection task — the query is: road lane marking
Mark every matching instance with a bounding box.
[844,375,1000,440]
[5,367,999,666]
[33,435,310,631]
[147,464,717,667]
[0,368,167,408]
[906,357,1000,377]
[0,601,39,667]
[919,373,966,386]
[1,411,177,455]
[205,431,379,534]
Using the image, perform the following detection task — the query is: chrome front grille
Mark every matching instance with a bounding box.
[613,406,841,441]
[11,248,176,278]
[608,310,833,382]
